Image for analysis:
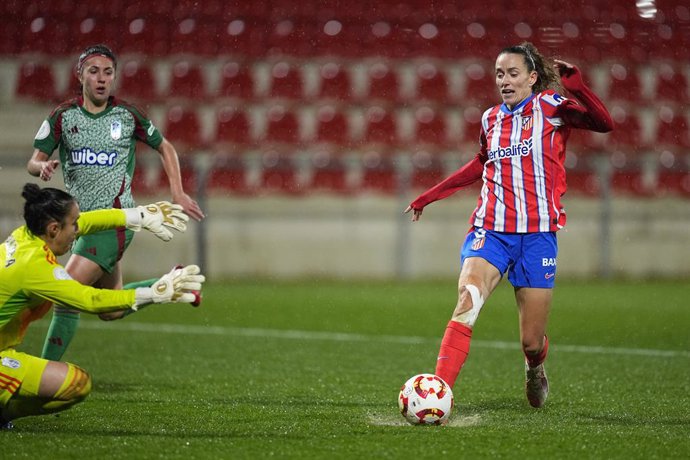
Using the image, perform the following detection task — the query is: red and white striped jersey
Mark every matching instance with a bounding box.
[470,90,573,233]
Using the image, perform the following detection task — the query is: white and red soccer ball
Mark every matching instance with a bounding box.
[398,373,454,425]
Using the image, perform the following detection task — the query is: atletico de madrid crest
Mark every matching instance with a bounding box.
[471,236,485,250]
[522,116,533,131]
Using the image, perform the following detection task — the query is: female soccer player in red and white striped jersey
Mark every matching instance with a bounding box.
[405,42,613,408]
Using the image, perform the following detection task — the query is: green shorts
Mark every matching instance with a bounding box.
[72,227,135,274]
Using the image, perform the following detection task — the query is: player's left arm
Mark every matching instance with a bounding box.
[553,59,614,133]
[156,138,205,221]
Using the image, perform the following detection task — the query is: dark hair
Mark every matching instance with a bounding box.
[76,44,117,74]
[22,183,76,236]
[499,42,562,94]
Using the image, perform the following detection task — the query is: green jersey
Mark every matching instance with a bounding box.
[33,96,163,211]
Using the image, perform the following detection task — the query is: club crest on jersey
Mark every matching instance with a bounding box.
[522,116,533,131]
[111,120,122,140]
[1,357,21,369]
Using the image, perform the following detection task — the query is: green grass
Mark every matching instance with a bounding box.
[3,279,689,459]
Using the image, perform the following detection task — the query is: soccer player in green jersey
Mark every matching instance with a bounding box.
[27,44,205,361]
[0,183,205,429]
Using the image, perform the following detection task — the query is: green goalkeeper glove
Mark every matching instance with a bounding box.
[124,201,189,242]
[133,265,205,309]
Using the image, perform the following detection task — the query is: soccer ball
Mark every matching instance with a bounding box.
[398,373,453,425]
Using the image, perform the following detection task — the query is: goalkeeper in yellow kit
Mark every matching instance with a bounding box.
[0,183,205,429]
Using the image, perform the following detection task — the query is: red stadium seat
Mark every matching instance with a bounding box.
[15,61,57,102]
[410,147,445,190]
[262,104,301,145]
[267,61,305,100]
[462,61,496,107]
[167,60,208,101]
[259,148,302,194]
[213,105,253,147]
[653,63,690,104]
[216,18,267,58]
[19,16,71,55]
[413,105,451,148]
[265,19,316,57]
[217,60,256,99]
[169,19,220,56]
[654,105,690,148]
[609,150,653,197]
[414,62,452,103]
[606,105,646,152]
[460,106,484,145]
[313,19,366,58]
[118,18,170,57]
[364,62,401,103]
[116,59,158,103]
[316,62,355,102]
[656,151,690,197]
[605,63,643,103]
[163,105,204,153]
[308,146,351,194]
[0,19,20,55]
[358,148,398,194]
[361,105,399,147]
[408,22,461,59]
[360,21,410,58]
[314,104,351,146]
[207,152,251,195]
[72,17,121,52]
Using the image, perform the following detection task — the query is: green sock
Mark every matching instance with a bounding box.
[41,310,80,361]
[123,278,158,289]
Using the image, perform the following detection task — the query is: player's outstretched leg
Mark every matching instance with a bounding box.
[41,308,80,361]
[434,320,472,388]
[524,335,549,408]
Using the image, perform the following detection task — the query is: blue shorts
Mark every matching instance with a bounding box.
[460,228,558,288]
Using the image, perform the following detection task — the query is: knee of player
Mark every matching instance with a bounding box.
[57,364,93,403]
[522,337,545,356]
[451,284,485,327]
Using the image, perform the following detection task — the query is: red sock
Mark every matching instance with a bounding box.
[435,321,473,388]
[525,335,549,368]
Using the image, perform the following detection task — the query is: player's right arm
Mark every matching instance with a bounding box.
[27,148,60,182]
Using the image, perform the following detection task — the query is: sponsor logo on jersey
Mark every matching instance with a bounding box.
[487,138,533,161]
[70,148,118,166]
[34,120,50,140]
[111,120,122,140]
[1,357,21,369]
[542,258,557,267]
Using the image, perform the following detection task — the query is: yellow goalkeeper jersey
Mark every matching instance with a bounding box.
[0,209,136,351]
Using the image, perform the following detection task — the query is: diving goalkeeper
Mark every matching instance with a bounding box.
[0,183,206,429]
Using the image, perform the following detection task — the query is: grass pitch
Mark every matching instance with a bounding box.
[3,279,689,459]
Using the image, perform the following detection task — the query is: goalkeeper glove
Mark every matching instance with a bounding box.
[124,201,189,242]
[133,265,205,309]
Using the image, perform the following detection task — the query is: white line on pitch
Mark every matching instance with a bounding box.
[78,321,690,359]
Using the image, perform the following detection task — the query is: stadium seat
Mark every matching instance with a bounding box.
[118,18,170,56]
[656,151,690,197]
[413,62,452,103]
[361,105,399,147]
[116,59,158,104]
[606,105,646,152]
[71,17,121,52]
[408,22,461,59]
[653,63,690,104]
[15,61,58,102]
[410,147,446,190]
[462,61,496,107]
[360,21,410,58]
[412,105,451,148]
[19,16,71,55]
[605,63,644,103]
[167,60,208,101]
[654,106,690,148]
[213,105,253,147]
[307,146,351,194]
[313,19,366,58]
[0,19,20,55]
[262,104,302,145]
[565,152,602,197]
[217,60,256,99]
[267,61,305,100]
[169,19,220,56]
[216,18,267,57]
[313,104,351,146]
[459,106,484,145]
[358,148,399,194]
[364,62,401,103]
[163,105,204,154]
[265,19,316,57]
[207,152,251,195]
[259,148,302,194]
[316,62,355,102]
[609,152,653,197]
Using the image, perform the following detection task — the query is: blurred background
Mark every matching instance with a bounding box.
[0,0,688,280]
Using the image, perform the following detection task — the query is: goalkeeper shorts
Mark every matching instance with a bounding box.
[0,348,49,406]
